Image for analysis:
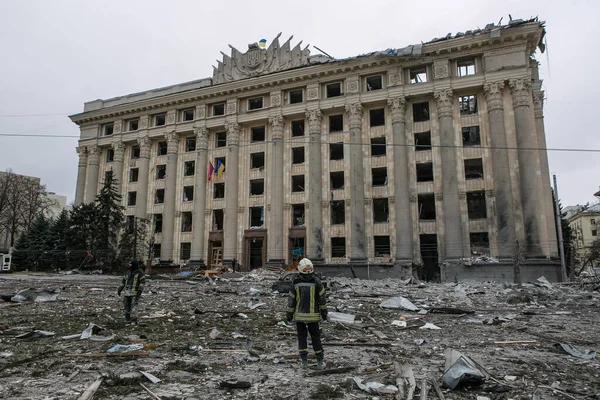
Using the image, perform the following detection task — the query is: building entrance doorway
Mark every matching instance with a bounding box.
[247,238,264,270]
[419,234,439,282]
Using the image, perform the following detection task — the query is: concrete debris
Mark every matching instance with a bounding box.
[391,320,407,327]
[328,311,356,324]
[555,343,596,359]
[534,276,553,289]
[10,288,59,303]
[462,255,499,265]
[107,344,144,353]
[353,376,399,395]
[380,296,419,310]
[209,328,221,339]
[419,323,441,330]
[15,330,55,339]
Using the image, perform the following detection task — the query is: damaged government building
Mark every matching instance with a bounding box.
[70,18,559,281]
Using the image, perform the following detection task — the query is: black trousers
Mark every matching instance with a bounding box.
[296,322,323,360]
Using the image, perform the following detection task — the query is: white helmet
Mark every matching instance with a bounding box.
[297,258,314,274]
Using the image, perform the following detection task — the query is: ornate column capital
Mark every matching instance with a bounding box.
[387,96,407,124]
[137,135,151,159]
[88,144,101,165]
[532,90,544,119]
[345,103,363,128]
[225,121,240,146]
[111,140,125,163]
[194,125,209,150]
[509,78,532,109]
[268,114,284,140]
[165,130,179,154]
[305,109,322,133]
[434,89,454,118]
[484,81,505,112]
[76,146,88,166]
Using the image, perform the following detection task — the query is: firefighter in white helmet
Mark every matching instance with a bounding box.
[286,257,328,370]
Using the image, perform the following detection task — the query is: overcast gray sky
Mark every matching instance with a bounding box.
[1,0,598,207]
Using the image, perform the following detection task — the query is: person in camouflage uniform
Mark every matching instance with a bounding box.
[117,260,145,324]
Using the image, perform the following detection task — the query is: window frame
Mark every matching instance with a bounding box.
[154,113,166,127]
[248,96,264,111]
[325,82,343,98]
[366,75,383,91]
[288,89,304,104]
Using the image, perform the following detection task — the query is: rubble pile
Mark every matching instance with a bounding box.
[1,271,599,399]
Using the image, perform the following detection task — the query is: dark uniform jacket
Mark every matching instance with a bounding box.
[118,268,145,297]
[287,273,327,323]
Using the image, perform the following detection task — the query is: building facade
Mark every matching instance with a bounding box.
[70,19,560,280]
[568,203,600,268]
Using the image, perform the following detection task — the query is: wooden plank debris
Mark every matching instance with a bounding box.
[140,383,162,400]
[66,351,148,358]
[494,340,537,344]
[420,378,429,400]
[430,378,445,400]
[78,377,103,400]
[305,366,355,377]
[322,342,391,347]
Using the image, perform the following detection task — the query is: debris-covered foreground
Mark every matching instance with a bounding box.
[1,271,600,400]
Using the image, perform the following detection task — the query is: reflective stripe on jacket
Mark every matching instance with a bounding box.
[119,268,145,296]
[287,274,326,322]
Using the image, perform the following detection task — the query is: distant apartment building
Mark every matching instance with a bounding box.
[69,18,560,281]
[569,203,600,268]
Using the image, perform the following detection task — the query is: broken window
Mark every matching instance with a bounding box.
[215,131,227,148]
[249,207,264,228]
[153,214,163,233]
[248,97,264,110]
[212,103,225,116]
[459,95,477,115]
[292,204,305,226]
[330,171,344,189]
[331,200,345,225]
[214,183,225,199]
[331,237,346,257]
[330,142,344,160]
[409,67,427,84]
[462,126,481,146]
[125,215,135,233]
[155,189,165,204]
[374,236,391,257]
[470,232,489,255]
[467,191,487,220]
[289,89,303,104]
[414,131,432,151]
[250,179,264,195]
[250,152,265,169]
[418,193,436,220]
[413,102,430,122]
[154,114,166,127]
[329,114,343,133]
[292,147,305,164]
[156,164,166,180]
[184,160,195,176]
[457,59,476,77]
[153,243,161,258]
[182,109,195,122]
[370,108,385,127]
[183,186,194,202]
[291,120,305,136]
[251,126,265,142]
[185,137,196,152]
[181,211,193,232]
[180,242,191,260]
[103,124,114,136]
[106,149,114,162]
[127,191,137,206]
[292,175,305,192]
[157,142,167,156]
[366,75,383,91]
[593,229,598,237]
[372,167,388,187]
[464,158,484,180]
[371,137,386,157]
[128,119,139,131]
[416,162,434,182]
[129,168,139,183]
[373,198,389,223]
[213,209,224,230]
[131,146,140,159]
[326,82,342,98]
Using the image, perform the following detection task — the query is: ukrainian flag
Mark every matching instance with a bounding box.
[258,39,266,49]
[216,159,225,180]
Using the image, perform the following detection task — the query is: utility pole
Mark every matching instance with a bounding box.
[553,174,567,282]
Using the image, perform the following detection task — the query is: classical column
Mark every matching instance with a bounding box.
[267,114,285,265]
[484,81,517,259]
[434,89,463,260]
[388,96,413,265]
[346,103,367,262]
[191,126,208,265]
[160,130,179,261]
[74,146,88,205]
[510,78,542,257]
[533,90,558,256]
[111,140,125,192]
[223,121,240,267]
[84,144,101,203]
[135,135,151,220]
[306,109,323,261]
